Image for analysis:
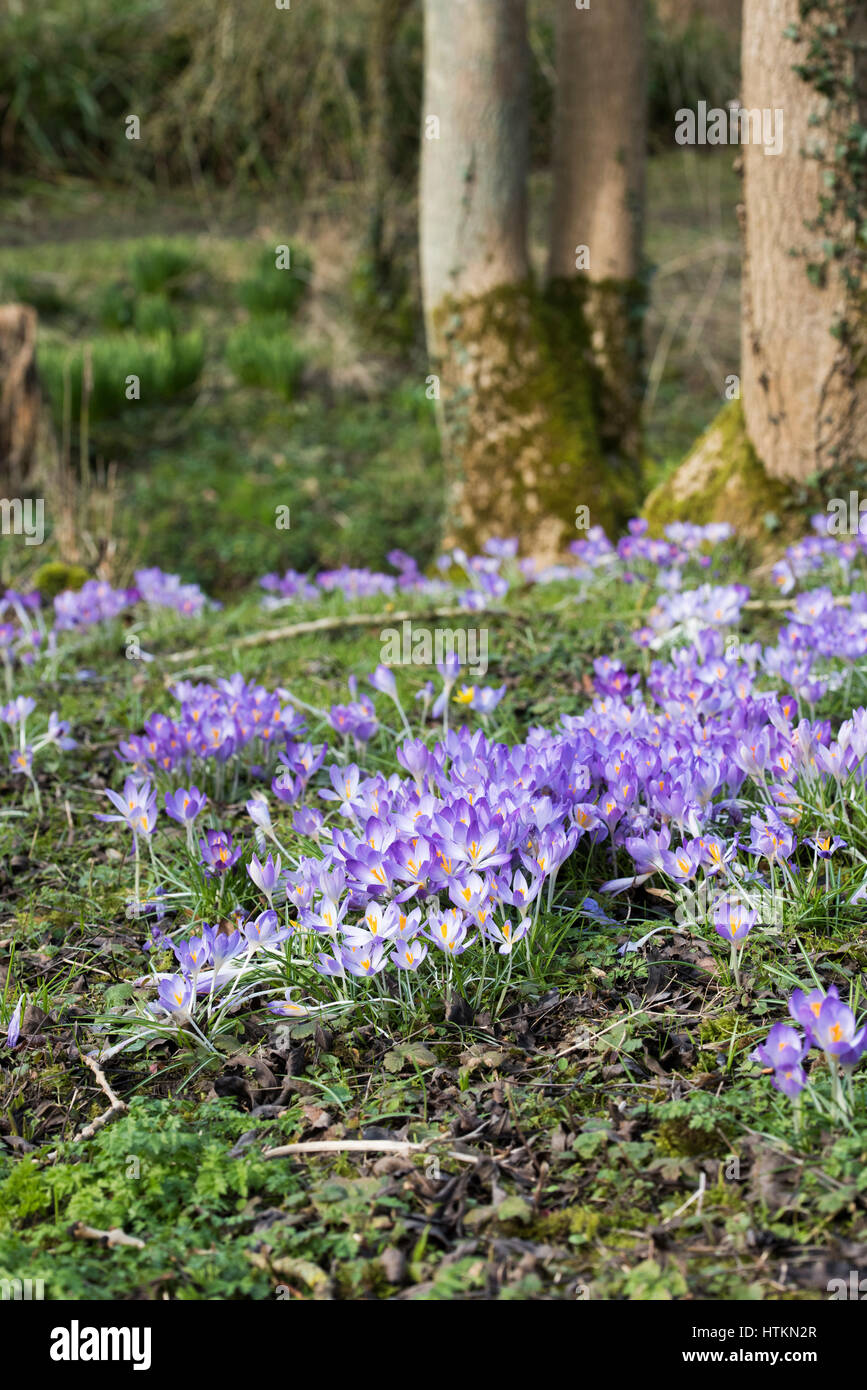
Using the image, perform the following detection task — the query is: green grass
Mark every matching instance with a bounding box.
[129,238,198,297]
[238,244,312,319]
[38,331,205,425]
[225,320,307,399]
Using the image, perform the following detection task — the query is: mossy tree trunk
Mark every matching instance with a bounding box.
[645,0,867,538]
[741,0,867,483]
[420,0,641,559]
[548,0,647,464]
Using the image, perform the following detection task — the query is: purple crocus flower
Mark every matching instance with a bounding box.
[267,988,312,1018]
[329,698,378,742]
[770,1064,808,1098]
[1,695,36,726]
[202,921,243,969]
[6,996,23,1049]
[750,1022,808,1070]
[96,778,159,837]
[45,712,77,749]
[396,738,434,787]
[315,949,345,978]
[808,832,846,858]
[199,829,241,877]
[174,935,210,974]
[789,984,839,1041]
[369,664,398,700]
[243,908,292,946]
[811,994,867,1063]
[246,795,272,831]
[272,770,301,805]
[341,940,388,977]
[426,907,475,956]
[293,807,323,839]
[749,815,795,863]
[248,852,282,902]
[713,898,758,944]
[9,747,33,775]
[391,938,428,971]
[482,916,530,955]
[155,974,194,1020]
[164,785,207,824]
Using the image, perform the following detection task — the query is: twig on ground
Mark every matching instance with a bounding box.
[162,607,505,668]
[70,1054,128,1143]
[742,595,851,612]
[664,1170,707,1225]
[263,1137,481,1165]
[69,1221,146,1249]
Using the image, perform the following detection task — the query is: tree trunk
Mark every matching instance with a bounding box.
[358,0,413,336]
[420,0,640,560]
[740,0,867,483]
[644,0,867,539]
[0,304,40,494]
[420,0,530,335]
[548,0,647,462]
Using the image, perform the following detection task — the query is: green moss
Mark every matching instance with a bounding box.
[642,400,792,544]
[551,274,647,462]
[32,562,90,600]
[532,1205,602,1241]
[699,1013,738,1047]
[657,1117,727,1159]
[432,279,643,556]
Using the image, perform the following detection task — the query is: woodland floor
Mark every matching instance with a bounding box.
[1,580,866,1301]
[4,154,861,1303]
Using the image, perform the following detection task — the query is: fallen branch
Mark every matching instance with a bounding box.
[263,1137,481,1165]
[742,595,851,612]
[161,606,505,667]
[70,1053,128,1143]
[69,1221,146,1250]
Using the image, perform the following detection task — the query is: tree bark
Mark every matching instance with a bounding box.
[362,0,413,313]
[548,0,647,461]
[740,0,867,483]
[420,0,640,560]
[0,304,40,494]
[645,0,867,539]
[420,0,530,337]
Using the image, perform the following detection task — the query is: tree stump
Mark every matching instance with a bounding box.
[0,304,40,494]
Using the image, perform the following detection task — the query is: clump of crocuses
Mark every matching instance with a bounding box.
[751,984,867,1125]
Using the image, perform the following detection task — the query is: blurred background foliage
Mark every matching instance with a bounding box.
[0,0,738,189]
[0,0,741,597]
